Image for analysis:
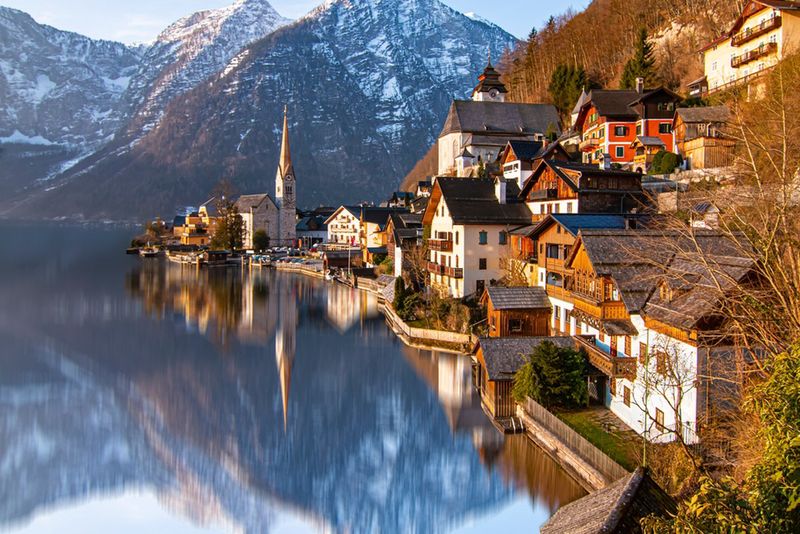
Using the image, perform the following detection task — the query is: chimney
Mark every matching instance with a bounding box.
[495,177,507,204]
[636,77,644,94]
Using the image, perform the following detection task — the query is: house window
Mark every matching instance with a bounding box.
[567,202,573,213]
[636,124,642,136]
[623,386,631,407]
[455,231,459,245]
[639,343,648,364]
[509,319,523,333]
[479,258,487,270]
[479,231,488,245]
[655,408,665,432]
[499,231,507,245]
[614,126,628,137]
[659,123,672,134]
[616,146,625,158]
[656,351,668,376]
[625,336,632,356]
[711,61,717,71]
[476,280,485,295]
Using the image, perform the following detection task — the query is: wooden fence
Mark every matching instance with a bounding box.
[383,303,472,346]
[522,397,629,483]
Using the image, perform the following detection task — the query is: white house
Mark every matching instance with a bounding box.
[325,206,362,246]
[422,177,533,299]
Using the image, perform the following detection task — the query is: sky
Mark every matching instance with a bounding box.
[0,0,591,43]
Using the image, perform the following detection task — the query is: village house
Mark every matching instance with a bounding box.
[437,61,560,176]
[690,0,800,96]
[359,207,407,264]
[325,206,362,246]
[499,140,570,189]
[552,229,753,444]
[673,106,735,169]
[480,286,551,338]
[385,212,423,278]
[518,159,647,220]
[173,211,212,247]
[422,177,533,299]
[474,336,574,418]
[295,214,328,247]
[573,83,682,170]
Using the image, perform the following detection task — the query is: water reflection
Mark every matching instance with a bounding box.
[0,224,585,533]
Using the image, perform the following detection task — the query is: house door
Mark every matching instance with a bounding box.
[589,376,606,405]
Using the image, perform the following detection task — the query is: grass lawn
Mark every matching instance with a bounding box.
[558,410,640,471]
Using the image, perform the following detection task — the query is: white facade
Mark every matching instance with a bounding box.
[526,199,579,217]
[325,207,361,246]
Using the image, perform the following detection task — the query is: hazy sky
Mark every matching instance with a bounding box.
[0,0,590,43]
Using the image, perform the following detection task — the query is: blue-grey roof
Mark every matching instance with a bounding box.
[527,214,629,239]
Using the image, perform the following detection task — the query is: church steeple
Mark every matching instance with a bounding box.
[278,105,293,177]
[472,52,507,102]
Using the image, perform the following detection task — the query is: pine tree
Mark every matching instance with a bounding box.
[548,63,588,121]
[619,28,656,90]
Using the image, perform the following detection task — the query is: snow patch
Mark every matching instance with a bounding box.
[0,130,54,145]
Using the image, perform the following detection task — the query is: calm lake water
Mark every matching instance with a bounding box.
[0,223,585,533]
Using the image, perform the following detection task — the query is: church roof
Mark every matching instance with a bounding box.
[235,193,275,212]
[439,101,560,138]
[278,105,293,178]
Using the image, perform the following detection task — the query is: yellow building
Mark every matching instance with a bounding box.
[691,1,800,96]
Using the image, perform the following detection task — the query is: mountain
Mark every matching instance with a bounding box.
[122,0,291,141]
[0,7,141,149]
[6,0,518,220]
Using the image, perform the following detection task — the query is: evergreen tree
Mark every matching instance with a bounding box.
[512,341,588,409]
[548,64,588,121]
[620,28,656,90]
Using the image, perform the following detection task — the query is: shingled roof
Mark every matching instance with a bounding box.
[675,105,730,124]
[483,286,551,310]
[235,193,274,212]
[520,159,644,198]
[440,101,560,137]
[431,178,533,225]
[478,337,575,381]
[526,214,631,239]
[541,467,676,534]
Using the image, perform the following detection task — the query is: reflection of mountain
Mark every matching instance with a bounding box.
[1,231,570,533]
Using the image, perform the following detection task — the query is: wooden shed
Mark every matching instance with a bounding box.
[474,336,574,418]
[480,286,552,338]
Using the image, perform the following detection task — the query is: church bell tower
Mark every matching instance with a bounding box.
[275,105,297,246]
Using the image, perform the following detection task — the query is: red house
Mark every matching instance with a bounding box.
[574,81,682,170]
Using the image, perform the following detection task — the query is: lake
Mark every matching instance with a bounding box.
[0,223,585,533]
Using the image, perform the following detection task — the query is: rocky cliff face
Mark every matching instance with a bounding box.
[3,0,517,219]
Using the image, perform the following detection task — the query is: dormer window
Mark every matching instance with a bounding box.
[659,281,673,302]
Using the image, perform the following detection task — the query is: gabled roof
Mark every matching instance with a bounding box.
[577,89,641,124]
[296,215,327,232]
[526,214,631,239]
[234,193,275,212]
[477,337,575,381]
[440,101,560,138]
[389,212,424,243]
[520,159,644,199]
[361,207,408,227]
[632,136,666,148]
[505,140,545,161]
[324,205,362,226]
[674,105,731,124]
[424,178,532,226]
[628,86,683,106]
[482,286,551,310]
[541,467,676,534]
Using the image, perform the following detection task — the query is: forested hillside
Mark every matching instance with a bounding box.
[498,0,744,106]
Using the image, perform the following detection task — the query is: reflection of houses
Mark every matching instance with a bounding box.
[324,282,379,332]
[673,106,734,170]
[475,337,574,418]
[691,1,800,96]
[481,286,551,338]
[423,177,532,298]
[275,280,297,431]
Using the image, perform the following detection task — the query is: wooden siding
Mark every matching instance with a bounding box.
[487,306,551,338]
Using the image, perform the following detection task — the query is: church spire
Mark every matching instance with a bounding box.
[279,105,293,177]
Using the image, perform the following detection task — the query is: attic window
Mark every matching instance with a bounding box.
[660,282,673,302]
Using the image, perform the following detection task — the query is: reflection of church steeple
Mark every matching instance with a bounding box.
[275,282,297,431]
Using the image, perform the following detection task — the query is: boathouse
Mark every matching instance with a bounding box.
[474,336,574,418]
[480,286,551,338]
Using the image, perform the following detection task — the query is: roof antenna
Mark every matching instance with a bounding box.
[487,48,492,67]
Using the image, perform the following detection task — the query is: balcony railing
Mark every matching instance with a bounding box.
[443,266,464,279]
[428,238,453,252]
[731,42,777,68]
[579,137,600,152]
[527,188,559,201]
[574,335,637,380]
[427,261,444,275]
[731,16,781,47]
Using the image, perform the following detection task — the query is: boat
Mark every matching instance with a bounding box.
[139,247,160,258]
[203,250,230,267]
[167,251,198,265]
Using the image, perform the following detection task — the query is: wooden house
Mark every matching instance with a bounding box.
[474,336,575,418]
[673,106,734,169]
[480,286,551,338]
[499,140,570,189]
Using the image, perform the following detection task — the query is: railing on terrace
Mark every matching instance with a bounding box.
[574,335,637,379]
[428,239,453,252]
[427,261,444,275]
[579,138,600,152]
[731,42,777,68]
[706,69,768,96]
[443,266,463,279]
[731,16,781,47]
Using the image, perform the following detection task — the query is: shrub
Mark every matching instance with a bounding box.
[252,230,269,251]
[651,150,682,175]
[512,341,588,409]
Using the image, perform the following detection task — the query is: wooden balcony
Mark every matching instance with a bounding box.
[731,16,781,47]
[527,188,559,201]
[731,42,777,68]
[443,266,464,279]
[428,238,453,252]
[427,261,444,275]
[579,137,600,152]
[575,335,637,380]
[572,293,629,321]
